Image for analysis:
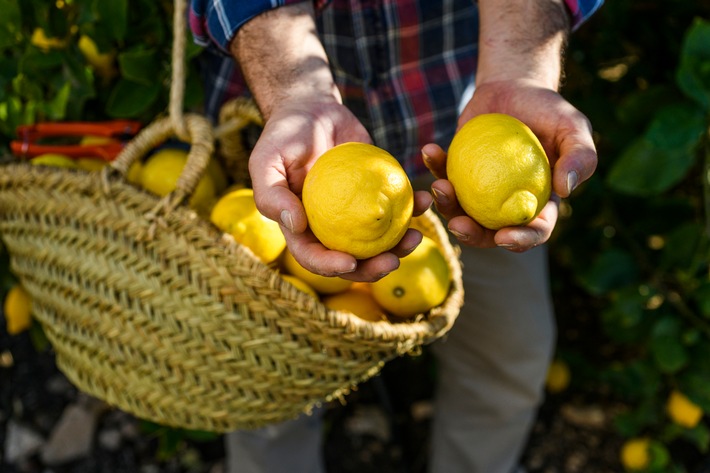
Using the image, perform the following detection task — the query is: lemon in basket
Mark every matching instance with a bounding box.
[281,249,353,295]
[30,153,77,168]
[139,148,217,215]
[281,274,319,299]
[323,283,388,322]
[302,142,414,259]
[447,113,551,230]
[210,188,286,264]
[371,236,450,319]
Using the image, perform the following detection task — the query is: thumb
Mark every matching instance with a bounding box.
[553,113,598,198]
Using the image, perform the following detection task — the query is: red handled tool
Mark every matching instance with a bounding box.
[10,120,143,161]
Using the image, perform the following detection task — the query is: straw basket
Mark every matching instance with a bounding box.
[0,113,463,432]
[0,0,463,433]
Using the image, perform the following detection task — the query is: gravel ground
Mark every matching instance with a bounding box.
[0,317,636,473]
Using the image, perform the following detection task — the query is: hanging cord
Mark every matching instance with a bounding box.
[169,0,189,142]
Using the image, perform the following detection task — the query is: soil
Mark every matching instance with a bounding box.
[1,321,632,473]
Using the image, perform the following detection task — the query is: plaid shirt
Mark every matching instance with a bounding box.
[190,0,603,178]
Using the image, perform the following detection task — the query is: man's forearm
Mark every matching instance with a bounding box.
[230,3,340,119]
[476,0,571,90]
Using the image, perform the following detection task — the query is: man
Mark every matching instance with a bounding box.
[190,1,603,471]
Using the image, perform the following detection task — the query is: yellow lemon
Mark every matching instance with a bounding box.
[79,135,118,146]
[30,153,77,168]
[210,188,286,264]
[323,282,388,322]
[667,390,703,428]
[126,161,143,184]
[30,28,66,51]
[371,236,450,319]
[140,148,217,215]
[620,438,650,471]
[281,249,353,295]
[76,158,109,171]
[4,284,32,335]
[545,359,571,393]
[302,142,414,259]
[78,35,116,78]
[281,274,319,299]
[447,113,551,230]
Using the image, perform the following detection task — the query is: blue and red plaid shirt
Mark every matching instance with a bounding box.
[189,0,603,178]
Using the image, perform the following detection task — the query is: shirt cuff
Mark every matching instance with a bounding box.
[189,0,330,54]
[563,0,605,31]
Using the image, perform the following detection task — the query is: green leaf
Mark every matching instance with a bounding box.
[677,18,710,110]
[96,0,127,42]
[604,359,662,401]
[0,0,21,50]
[105,78,160,117]
[117,48,160,86]
[43,81,71,120]
[577,247,638,296]
[606,103,705,196]
[648,441,671,470]
[694,282,710,318]
[600,287,648,343]
[682,423,710,453]
[20,49,66,72]
[650,317,688,373]
[613,398,663,436]
[679,343,710,412]
[660,222,704,271]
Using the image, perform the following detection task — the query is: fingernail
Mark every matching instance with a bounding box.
[497,243,517,249]
[432,188,449,205]
[421,150,431,164]
[449,229,469,242]
[280,209,294,233]
[567,171,579,195]
[401,245,417,257]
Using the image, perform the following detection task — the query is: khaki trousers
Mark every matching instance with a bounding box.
[225,236,556,473]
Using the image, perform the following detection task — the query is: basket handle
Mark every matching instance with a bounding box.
[100,0,214,224]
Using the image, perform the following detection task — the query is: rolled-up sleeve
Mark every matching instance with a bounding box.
[189,0,313,52]
[564,0,605,31]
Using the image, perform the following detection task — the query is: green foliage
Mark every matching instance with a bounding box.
[1,0,710,471]
[557,2,710,470]
[0,0,204,150]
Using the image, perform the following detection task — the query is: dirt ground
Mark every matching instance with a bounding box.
[1,322,634,473]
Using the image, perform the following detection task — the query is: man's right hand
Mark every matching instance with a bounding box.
[232,4,430,281]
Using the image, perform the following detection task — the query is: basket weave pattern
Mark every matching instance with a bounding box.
[0,161,463,432]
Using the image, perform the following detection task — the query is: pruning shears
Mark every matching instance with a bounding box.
[10,120,143,161]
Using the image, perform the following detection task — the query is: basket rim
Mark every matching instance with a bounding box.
[0,161,464,346]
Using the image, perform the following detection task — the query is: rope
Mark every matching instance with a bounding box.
[169,0,189,141]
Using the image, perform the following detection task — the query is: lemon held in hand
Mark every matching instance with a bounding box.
[447,113,551,230]
[302,142,414,259]
[371,236,450,319]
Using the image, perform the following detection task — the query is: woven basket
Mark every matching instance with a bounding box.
[0,110,464,432]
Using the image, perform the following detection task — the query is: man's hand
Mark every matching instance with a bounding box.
[424,0,597,252]
[232,4,432,281]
